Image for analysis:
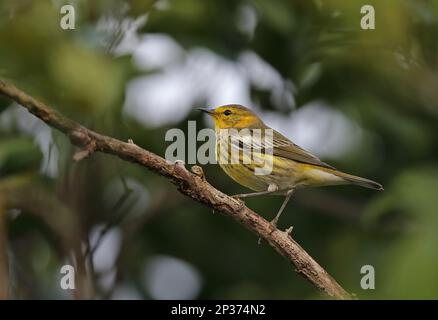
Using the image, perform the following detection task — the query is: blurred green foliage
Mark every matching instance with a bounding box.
[0,0,438,299]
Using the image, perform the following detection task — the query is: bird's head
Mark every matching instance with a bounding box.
[198,104,264,129]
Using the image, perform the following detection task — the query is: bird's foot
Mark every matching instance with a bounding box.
[229,195,245,209]
[268,217,278,234]
[231,194,245,202]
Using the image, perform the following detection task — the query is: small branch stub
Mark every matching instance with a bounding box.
[191,165,205,180]
[73,140,97,162]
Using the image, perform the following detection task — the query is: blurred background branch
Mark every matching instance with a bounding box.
[0,174,93,298]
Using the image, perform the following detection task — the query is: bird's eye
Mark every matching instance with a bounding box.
[223,110,232,116]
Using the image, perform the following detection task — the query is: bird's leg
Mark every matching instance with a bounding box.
[270,188,295,229]
[233,184,278,199]
[233,190,274,198]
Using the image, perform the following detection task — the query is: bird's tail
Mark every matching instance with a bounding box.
[332,170,384,191]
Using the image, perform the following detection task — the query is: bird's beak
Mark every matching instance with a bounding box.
[197,108,214,116]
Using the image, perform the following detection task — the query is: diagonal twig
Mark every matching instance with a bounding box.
[0,79,352,299]
[85,175,133,259]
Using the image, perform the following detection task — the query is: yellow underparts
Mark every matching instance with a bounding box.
[218,153,345,192]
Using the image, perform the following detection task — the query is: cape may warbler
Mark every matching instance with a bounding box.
[199,105,383,227]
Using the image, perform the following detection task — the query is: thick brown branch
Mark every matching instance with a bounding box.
[0,79,352,299]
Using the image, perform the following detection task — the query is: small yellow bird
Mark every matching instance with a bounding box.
[199,104,383,227]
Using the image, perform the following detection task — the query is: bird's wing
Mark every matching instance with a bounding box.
[227,128,335,170]
[270,130,336,169]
